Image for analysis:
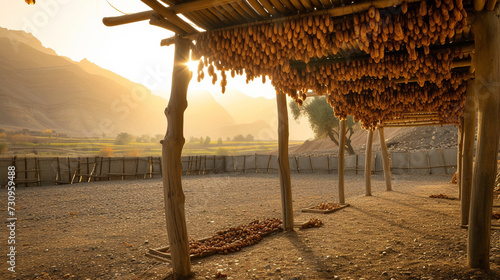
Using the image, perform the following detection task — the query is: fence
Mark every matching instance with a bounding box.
[0,148,458,187]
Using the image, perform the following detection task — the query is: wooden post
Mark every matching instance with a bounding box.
[160,35,191,279]
[365,129,374,196]
[467,6,499,270]
[457,117,464,199]
[276,93,294,231]
[378,127,392,191]
[338,119,346,204]
[461,81,476,226]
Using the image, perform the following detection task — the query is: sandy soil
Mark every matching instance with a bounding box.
[1,173,499,280]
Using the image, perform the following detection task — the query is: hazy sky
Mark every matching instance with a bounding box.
[0,0,278,99]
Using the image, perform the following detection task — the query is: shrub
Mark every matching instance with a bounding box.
[115,133,134,145]
[215,147,229,156]
[0,142,8,154]
[125,149,141,157]
[99,146,114,157]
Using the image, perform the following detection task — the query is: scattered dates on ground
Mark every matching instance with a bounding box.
[429,193,455,199]
[301,218,324,228]
[312,202,342,210]
[192,0,470,129]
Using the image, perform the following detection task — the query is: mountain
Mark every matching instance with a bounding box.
[214,89,314,140]
[0,27,237,139]
[0,27,313,141]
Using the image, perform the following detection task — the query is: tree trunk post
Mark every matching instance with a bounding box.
[161,35,192,279]
[461,81,476,226]
[365,129,374,196]
[379,127,392,191]
[467,6,500,270]
[277,93,294,231]
[338,119,346,204]
[457,117,464,200]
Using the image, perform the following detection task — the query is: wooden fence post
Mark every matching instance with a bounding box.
[467,6,499,270]
[160,35,191,279]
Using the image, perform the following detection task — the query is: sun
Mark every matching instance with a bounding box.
[186,60,199,73]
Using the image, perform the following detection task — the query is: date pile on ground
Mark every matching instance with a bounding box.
[169,218,323,258]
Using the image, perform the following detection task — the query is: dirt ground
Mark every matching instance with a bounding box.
[1,173,500,280]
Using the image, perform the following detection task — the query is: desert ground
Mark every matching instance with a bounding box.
[1,173,500,280]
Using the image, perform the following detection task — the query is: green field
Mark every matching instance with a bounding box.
[0,136,303,157]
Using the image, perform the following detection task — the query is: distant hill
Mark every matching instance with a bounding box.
[0,28,236,139]
[0,27,314,141]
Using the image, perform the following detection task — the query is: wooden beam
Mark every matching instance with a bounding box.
[381,122,444,127]
[141,0,198,34]
[338,119,346,204]
[467,6,500,269]
[458,116,464,199]
[277,94,294,231]
[172,0,237,14]
[150,13,186,34]
[365,129,374,196]
[161,35,192,279]
[461,81,476,226]
[103,11,155,26]
[379,127,392,191]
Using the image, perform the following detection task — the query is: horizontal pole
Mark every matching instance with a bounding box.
[381,122,447,127]
[103,11,155,26]
[171,0,238,14]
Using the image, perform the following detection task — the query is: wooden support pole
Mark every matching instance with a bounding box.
[276,93,294,231]
[458,117,464,199]
[467,6,500,270]
[461,81,476,226]
[338,119,346,204]
[365,129,374,196]
[141,0,198,34]
[379,127,392,191]
[103,11,155,26]
[160,35,192,279]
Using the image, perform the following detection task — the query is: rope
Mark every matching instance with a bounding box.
[105,0,129,15]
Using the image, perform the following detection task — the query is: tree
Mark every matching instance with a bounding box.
[114,132,134,145]
[217,137,223,145]
[245,134,254,141]
[204,136,211,146]
[233,134,245,141]
[289,96,358,155]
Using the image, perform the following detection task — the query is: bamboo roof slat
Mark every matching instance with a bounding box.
[289,0,307,11]
[198,9,224,27]
[234,1,262,19]
[269,0,291,14]
[319,0,333,7]
[258,0,281,15]
[150,13,187,34]
[246,0,271,17]
[299,0,314,10]
[207,7,235,25]
[189,10,216,28]
[309,0,323,8]
[141,0,198,34]
[228,3,255,21]
[280,0,299,12]
[184,11,213,29]
[219,4,248,23]
[171,0,238,14]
